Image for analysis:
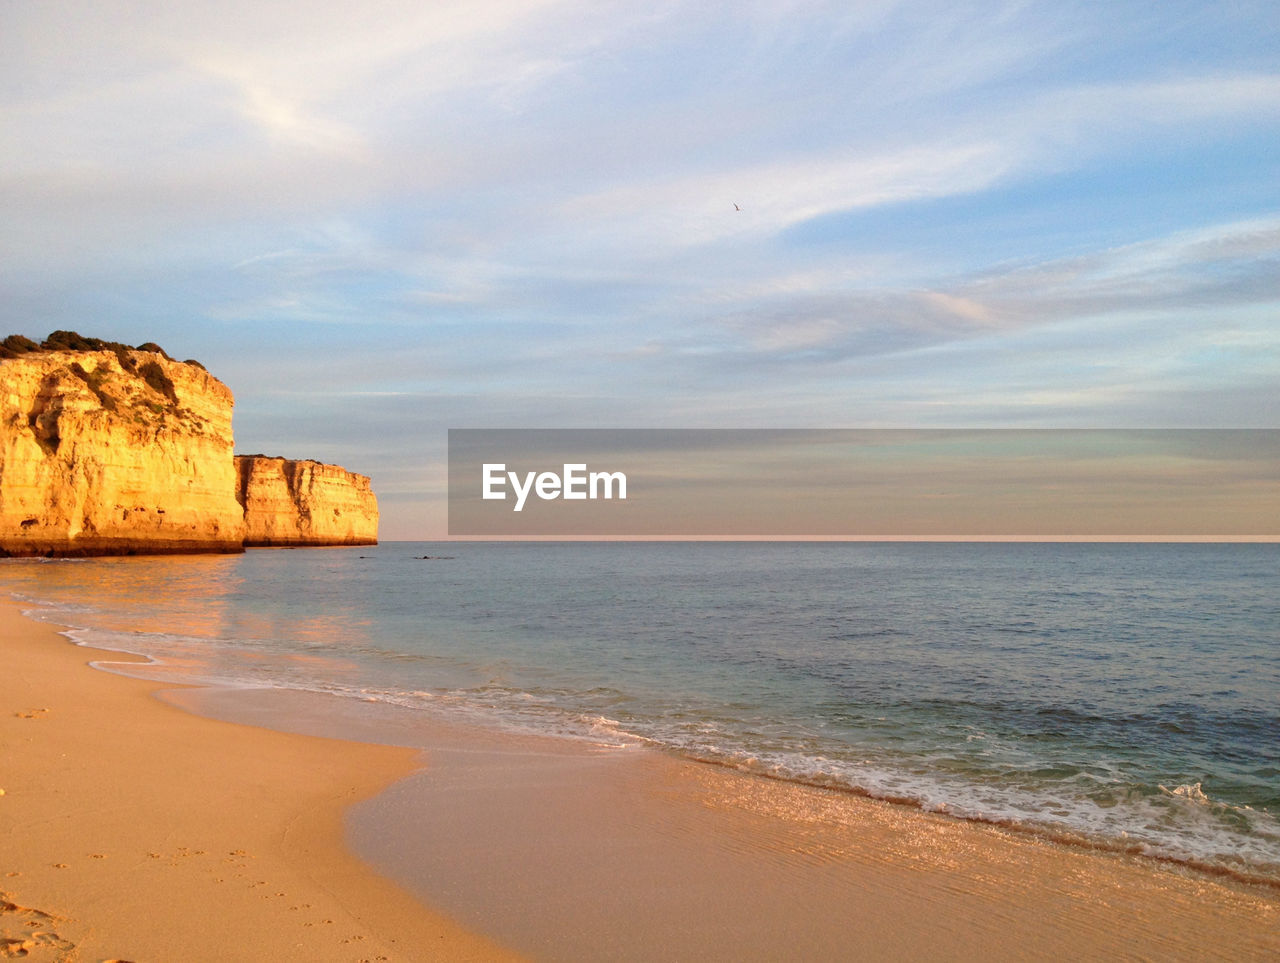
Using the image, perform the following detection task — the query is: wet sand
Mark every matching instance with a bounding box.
[178,688,1280,962]
[4,600,1279,961]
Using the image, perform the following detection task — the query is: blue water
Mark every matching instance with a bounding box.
[3,542,1278,881]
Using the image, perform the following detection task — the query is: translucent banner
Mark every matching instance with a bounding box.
[447,429,1279,538]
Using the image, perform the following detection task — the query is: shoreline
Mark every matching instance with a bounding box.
[0,601,516,961]
[349,716,1280,960]
[168,678,1280,960]
[4,601,1280,960]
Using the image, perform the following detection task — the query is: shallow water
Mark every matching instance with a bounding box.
[4,541,1278,881]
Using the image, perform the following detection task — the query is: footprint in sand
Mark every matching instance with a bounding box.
[2,937,36,958]
[13,709,49,720]
[0,897,74,959]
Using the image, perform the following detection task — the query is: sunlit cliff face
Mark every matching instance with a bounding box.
[0,348,376,555]
[236,455,377,547]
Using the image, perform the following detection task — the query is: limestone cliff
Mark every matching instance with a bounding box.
[235,456,378,547]
[0,347,246,555]
[0,334,380,556]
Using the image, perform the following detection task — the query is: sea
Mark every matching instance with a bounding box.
[3,541,1278,885]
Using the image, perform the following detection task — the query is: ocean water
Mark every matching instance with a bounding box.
[3,541,1278,883]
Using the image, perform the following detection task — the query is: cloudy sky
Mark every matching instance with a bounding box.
[3,1,1277,537]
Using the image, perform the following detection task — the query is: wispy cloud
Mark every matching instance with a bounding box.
[688,216,1280,364]
[557,141,1014,249]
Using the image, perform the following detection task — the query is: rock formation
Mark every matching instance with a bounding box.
[236,456,378,547]
[0,334,377,556]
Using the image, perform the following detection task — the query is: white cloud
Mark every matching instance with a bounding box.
[555,140,1014,250]
[191,56,367,155]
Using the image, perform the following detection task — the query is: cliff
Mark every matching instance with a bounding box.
[0,334,379,556]
[236,456,378,547]
[0,347,246,555]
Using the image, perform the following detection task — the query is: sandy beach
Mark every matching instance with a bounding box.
[0,602,516,961]
[217,688,1280,961]
[4,598,1279,961]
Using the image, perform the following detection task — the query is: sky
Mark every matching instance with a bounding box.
[2,1,1278,538]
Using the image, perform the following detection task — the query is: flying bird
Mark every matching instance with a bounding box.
[734,203,741,211]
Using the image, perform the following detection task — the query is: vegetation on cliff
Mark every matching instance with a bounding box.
[1,332,217,432]
[0,331,205,370]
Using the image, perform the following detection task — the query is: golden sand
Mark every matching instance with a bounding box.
[0,602,517,961]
